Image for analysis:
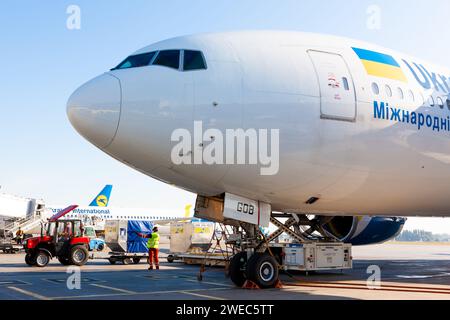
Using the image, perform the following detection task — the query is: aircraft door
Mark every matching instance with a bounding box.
[308,50,356,121]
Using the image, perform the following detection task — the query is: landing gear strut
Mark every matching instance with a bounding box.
[228,213,338,288]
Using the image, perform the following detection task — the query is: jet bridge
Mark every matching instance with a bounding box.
[194,193,352,289]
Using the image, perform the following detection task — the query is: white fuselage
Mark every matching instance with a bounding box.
[46,205,187,227]
[67,31,450,218]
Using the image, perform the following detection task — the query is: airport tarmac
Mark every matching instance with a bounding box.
[1,243,450,300]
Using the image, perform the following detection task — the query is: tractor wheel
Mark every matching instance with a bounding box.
[70,245,89,266]
[245,253,279,289]
[58,256,72,266]
[132,258,141,264]
[25,253,36,266]
[108,258,117,265]
[229,252,248,287]
[35,250,50,268]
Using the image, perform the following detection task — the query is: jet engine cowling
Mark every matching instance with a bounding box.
[322,216,406,246]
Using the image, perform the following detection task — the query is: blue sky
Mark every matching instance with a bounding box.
[1,1,450,232]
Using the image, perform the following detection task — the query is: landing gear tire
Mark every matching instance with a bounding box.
[70,245,89,266]
[246,253,279,289]
[35,250,50,268]
[25,253,36,266]
[132,258,141,264]
[58,256,72,266]
[229,252,248,287]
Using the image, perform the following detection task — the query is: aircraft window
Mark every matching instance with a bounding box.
[183,50,207,71]
[419,93,425,105]
[408,90,415,102]
[371,83,380,95]
[397,88,404,100]
[385,85,392,97]
[113,52,157,70]
[342,77,349,91]
[429,96,435,107]
[153,50,180,70]
[437,97,444,109]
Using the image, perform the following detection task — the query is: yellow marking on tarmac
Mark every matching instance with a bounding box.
[181,291,226,300]
[90,283,136,294]
[52,287,230,300]
[8,286,51,300]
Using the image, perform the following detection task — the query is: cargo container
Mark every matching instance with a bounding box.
[103,220,154,265]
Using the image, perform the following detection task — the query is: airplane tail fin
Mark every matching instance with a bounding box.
[89,185,113,207]
[185,204,193,217]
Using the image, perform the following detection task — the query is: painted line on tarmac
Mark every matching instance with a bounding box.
[288,280,450,292]
[0,280,29,286]
[90,283,137,294]
[7,286,51,300]
[44,278,102,284]
[180,291,226,300]
[141,274,193,280]
[283,282,450,295]
[140,274,233,287]
[52,287,231,300]
[185,279,234,287]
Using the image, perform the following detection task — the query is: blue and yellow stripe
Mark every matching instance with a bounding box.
[352,47,407,82]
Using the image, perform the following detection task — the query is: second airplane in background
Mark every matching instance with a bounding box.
[48,185,192,230]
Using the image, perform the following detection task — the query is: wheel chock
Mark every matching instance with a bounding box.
[242,280,261,289]
[274,279,283,289]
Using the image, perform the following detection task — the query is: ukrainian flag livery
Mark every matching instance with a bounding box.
[89,185,112,207]
[352,47,407,82]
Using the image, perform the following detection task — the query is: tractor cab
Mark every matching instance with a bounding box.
[24,205,90,267]
[47,219,85,251]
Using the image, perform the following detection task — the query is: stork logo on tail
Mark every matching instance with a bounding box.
[89,185,113,207]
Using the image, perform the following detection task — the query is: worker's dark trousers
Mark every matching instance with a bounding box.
[148,248,159,269]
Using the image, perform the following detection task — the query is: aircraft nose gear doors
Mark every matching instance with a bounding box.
[308,50,357,122]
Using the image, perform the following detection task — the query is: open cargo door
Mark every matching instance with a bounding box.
[48,205,78,222]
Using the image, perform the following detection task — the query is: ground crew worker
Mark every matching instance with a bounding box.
[15,227,24,245]
[136,227,160,270]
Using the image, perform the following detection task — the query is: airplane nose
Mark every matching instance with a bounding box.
[67,73,121,149]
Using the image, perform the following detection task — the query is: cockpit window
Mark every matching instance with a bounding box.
[152,50,180,70]
[183,50,207,71]
[112,49,207,72]
[113,52,157,70]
